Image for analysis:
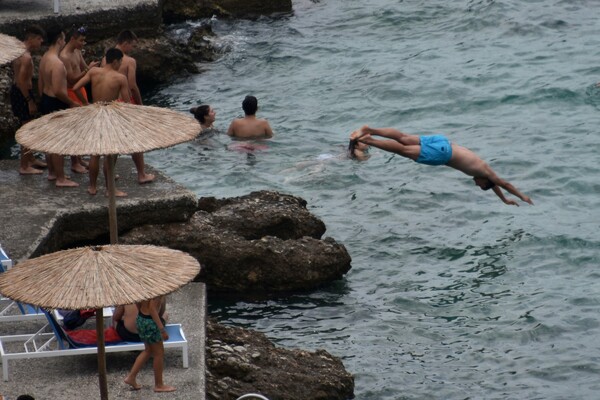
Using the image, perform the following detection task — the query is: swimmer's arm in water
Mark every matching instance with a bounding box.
[263,120,274,138]
[226,120,236,136]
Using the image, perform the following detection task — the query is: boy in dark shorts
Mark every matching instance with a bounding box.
[38,28,81,187]
[10,25,46,175]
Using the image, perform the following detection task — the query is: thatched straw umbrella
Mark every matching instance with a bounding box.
[0,245,201,400]
[0,33,25,65]
[16,101,201,243]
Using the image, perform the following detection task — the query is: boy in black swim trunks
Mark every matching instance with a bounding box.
[10,25,46,175]
[38,28,81,187]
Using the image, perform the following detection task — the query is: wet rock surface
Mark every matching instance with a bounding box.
[206,318,355,400]
[121,191,352,292]
[162,0,293,23]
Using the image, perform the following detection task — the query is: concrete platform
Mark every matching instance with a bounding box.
[0,159,198,262]
[0,158,206,399]
[0,0,163,41]
[0,0,158,22]
[0,281,206,400]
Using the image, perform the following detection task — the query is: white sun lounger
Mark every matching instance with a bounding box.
[0,309,189,381]
[0,247,45,322]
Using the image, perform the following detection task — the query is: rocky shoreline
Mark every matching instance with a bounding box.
[0,0,292,144]
[0,1,355,398]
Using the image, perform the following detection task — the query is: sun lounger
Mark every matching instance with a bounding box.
[0,245,12,270]
[0,248,45,322]
[0,309,189,381]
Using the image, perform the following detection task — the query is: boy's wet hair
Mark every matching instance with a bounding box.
[242,95,258,115]
[24,25,46,41]
[116,30,137,44]
[482,179,496,191]
[105,47,123,64]
[348,138,359,159]
[45,28,65,45]
[190,105,210,123]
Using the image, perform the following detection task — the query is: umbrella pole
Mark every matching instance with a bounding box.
[96,307,109,400]
[106,154,118,244]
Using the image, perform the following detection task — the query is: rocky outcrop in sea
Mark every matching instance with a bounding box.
[121,191,352,293]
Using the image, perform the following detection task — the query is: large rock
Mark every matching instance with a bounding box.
[121,191,352,292]
[0,4,162,43]
[162,0,293,23]
[207,318,355,400]
[84,23,218,84]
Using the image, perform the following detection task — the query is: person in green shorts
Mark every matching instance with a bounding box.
[124,295,175,392]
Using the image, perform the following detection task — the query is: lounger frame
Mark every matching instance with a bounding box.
[0,311,188,381]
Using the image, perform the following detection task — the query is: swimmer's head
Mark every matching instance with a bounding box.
[348,139,369,159]
[473,177,495,191]
[190,105,216,127]
[242,95,258,116]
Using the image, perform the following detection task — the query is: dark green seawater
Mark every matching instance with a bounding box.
[144,1,600,398]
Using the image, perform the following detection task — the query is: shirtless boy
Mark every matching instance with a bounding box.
[73,48,130,196]
[351,125,533,206]
[227,95,274,139]
[10,25,45,175]
[107,30,154,184]
[38,28,80,187]
[60,26,99,173]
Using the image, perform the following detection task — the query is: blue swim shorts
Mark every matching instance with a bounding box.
[416,135,453,166]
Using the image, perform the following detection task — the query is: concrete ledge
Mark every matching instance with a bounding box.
[0,159,198,262]
[0,281,206,400]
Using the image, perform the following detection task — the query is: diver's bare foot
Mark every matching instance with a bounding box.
[55,179,79,187]
[87,187,97,196]
[32,159,47,169]
[358,125,371,137]
[47,174,56,181]
[124,376,141,390]
[71,164,88,174]
[19,167,43,175]
[154,385,176,392]
[138,173,155,184]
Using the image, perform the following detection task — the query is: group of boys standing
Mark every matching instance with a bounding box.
[10,26,154,196]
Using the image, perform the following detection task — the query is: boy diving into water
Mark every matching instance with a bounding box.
[350,125,533,206]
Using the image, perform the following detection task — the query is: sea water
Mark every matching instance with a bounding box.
[145,1,600,398]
